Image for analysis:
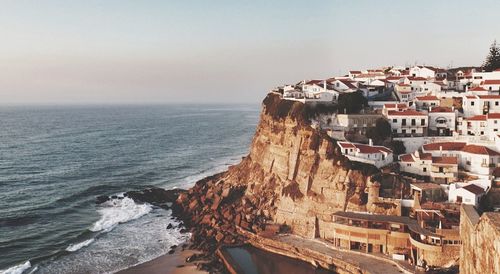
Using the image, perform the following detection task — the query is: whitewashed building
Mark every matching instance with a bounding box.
[462,95,500,117]
[337,140,393,168]
[428,107,456,136]
[409,66,436,79]
[414,95,440,110]
[399,151,458,184]
[386,109,428,137]
[448,183,486,206]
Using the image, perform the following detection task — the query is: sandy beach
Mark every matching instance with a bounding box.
[117,249,207,274]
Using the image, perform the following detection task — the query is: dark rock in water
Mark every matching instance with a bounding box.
[167,223,173,229]
[96,195,110,204]
[168,249,175,254]
[111,195,118,199]
[171,245,177,250]
[180,228,188,233]
[125,187,187,208]
[117,196,124,200]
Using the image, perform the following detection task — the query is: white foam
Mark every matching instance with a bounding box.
[90,197,152,232]
[0,261,31,274]
[65,239,95,252]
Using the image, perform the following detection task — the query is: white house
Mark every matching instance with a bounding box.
[460,144,500,176]
[414,95,440,110]
[486,113,500,140]
[337,140,393,168]
[467,86,490,96]
[329,79,357,92]
[422,142,466,158]
[448,183,486,206]
[382,103,409,116]
[386,109,428,137]
[428,107,456,136]
[471,69,500,86]
[462,95,500,117]
[481,79,500,93]
[413,82,442,95]
[399,151,458,184]
[461,115,487,137]
[409,66,436,79]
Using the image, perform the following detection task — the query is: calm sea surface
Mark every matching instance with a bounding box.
[0,104,259,273]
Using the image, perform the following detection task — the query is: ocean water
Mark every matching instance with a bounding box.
[0,104,259,274]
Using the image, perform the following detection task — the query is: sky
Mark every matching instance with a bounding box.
[1,0,500,105]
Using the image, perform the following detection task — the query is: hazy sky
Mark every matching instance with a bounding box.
[1,0,499,104]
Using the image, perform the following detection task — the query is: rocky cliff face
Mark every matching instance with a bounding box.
[174,93,383,252]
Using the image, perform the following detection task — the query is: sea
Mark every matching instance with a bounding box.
[0,104,259,274]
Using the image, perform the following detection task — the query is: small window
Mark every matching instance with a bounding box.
[471,102,475,106]
[423,167,427,172]
[393,118,397,123]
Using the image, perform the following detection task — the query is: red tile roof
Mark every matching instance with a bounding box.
[487,113,500,119]
[465,95,477,99]
[384,103,407,109]
[355,144,392,154]
[350,70,362,74]
[479,95,500,99]
[429,107,453,113]
[469,86,487,91]
[416,95,439,101]
[462,184,485,195]
[338,142,355,148]
[305,80,323,85]
[400,153,414,162]
[432,156,458,165]
[408,76,427,81]
[483,79,500,85]
[467,115,487,121]
[461,144,500,156]
[387,110,427,116]
[338,142,392,154]
[422,142,466,151]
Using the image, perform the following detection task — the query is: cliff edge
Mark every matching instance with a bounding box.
[173,93,387,258]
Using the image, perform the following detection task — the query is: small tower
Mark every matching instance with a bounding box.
[366,178,381,209]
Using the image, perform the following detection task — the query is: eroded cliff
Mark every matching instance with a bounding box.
[174,93,384,248]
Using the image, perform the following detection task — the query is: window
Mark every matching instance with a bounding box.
[496,101,499,106]
[439,167,444,172]
[393,118,397,123]
[421,119,425,126]
[402,119,407,126]
[411,119,416,126]
[411,129,416,133]
[471,102,475,106]
[423,167,427,172]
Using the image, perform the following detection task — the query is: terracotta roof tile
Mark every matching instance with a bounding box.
[429,107,453,113]
[422,142,466,151]
[483,80,500,85]
[416,95,439,101]
[461,144,500,156]
[387,110,427,116]
[432,156,458,165]
[462,184,485,195]
[467,115,487,121]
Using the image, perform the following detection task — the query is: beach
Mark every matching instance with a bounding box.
[117,249,207,274]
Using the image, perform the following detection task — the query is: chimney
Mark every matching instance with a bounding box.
[324,80,327,91]
[369,139,373,146]
[439,145,443,156]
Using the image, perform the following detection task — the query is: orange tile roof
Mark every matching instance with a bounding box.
[479,95,500,99]
[429,107,453,113]
[462,184,485,195]
[469,86,487,91]
[432,156,458,165]
[416,95,439,101]
[467,115,487,121]
[408,76,427,81]
[487,113,500,119]
[400,153,414,162]
[422,142,466,151]
[461,144,500,156]
[483,79,500,85]
[387,110,427,116]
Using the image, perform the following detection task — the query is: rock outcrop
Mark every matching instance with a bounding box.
[172,93,383,271]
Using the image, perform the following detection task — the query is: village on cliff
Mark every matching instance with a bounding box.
[269,64,500,272]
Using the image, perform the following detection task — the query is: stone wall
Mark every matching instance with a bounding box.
[460,205,500,274]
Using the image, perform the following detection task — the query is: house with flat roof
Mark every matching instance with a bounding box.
[386,109,428,137]
[337,141,393,168]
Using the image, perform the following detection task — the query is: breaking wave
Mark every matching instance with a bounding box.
[90,197,152,232]
[65,239,95,252]
[0,261,31,274]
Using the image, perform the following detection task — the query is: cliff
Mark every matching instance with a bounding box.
[173,93,390,257]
